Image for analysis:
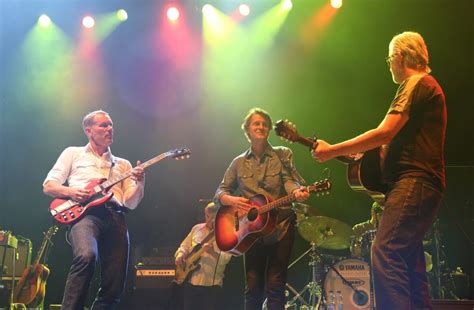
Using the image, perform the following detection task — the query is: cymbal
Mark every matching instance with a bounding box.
[297,216,352,250]
[292,203,320,217]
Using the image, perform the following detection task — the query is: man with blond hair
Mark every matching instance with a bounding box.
[312,32,446,309]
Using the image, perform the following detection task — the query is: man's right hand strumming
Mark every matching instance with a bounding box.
[69,188,92,202]
[175,254,186,267]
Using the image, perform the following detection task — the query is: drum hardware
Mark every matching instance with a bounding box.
[264,215,368,309]
[429,220,463,300]
[283,216,354,309]
[284,243,326,310]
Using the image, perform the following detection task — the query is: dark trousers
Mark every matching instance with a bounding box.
[182,283,221,310]
[61,208,129,310]
[244,224,295,310]
[372,178,443,310]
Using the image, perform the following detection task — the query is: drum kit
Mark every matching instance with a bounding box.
[286,203,376,310]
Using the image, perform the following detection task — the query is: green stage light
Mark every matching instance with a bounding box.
[38,14,51,27]
[202,4,214,15]
[90,12,124,42]
[331,0,343,9]
[239,4,250,17]
[282,0,293,11]
[117,9,128,21]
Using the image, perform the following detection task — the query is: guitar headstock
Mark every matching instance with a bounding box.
[308,179,332,196]
[168,148,191,160]
[274,120,299,143]
[45,225,59,239]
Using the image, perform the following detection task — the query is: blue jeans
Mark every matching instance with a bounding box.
[372,178,443,310]
[61,207,129,310]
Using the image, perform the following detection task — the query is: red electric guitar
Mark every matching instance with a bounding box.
[215,180,331,256]
[274,120,386,203]
[49,148,191,225]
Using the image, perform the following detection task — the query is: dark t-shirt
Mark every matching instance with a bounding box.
[382,74,447,191]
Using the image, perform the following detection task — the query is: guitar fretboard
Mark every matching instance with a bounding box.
[99,152,170,191]
[257,182,330,215]
[33,226,58,265]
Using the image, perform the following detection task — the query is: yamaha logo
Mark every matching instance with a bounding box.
[338,264,366,271]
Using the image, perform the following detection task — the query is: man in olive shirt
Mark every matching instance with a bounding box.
[215,108,309,310]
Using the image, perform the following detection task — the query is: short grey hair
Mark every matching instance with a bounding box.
[82,110,109,133]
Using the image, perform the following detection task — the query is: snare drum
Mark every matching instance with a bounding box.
[324,258,371,309]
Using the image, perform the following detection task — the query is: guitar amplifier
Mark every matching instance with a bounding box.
[134,260,175,289]
[0,237,32,278]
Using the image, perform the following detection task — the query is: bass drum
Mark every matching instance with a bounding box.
[323,258,372,309]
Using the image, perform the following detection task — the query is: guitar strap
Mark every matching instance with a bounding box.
[272,147,306,225]
[108,157,116,180]
[272,147,306,186]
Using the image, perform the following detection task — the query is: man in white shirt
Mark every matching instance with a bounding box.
[174,202,232,310]
[43,110,145,310]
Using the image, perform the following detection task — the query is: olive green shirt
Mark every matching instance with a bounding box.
[215,144,304,243]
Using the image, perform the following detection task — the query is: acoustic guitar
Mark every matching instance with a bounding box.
[13,225,58,307]
[49,148,191,225]
[215,180,331,256]
[274,120,386,204]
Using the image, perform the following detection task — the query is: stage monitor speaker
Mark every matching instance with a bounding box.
[0,238,32,278]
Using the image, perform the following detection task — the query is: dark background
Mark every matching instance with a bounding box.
[1,0,473,308]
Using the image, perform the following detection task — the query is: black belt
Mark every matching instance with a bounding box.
[104,202,129,214]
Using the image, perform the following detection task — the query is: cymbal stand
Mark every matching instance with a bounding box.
[285,243,325,310]
[431,220,459,300]
[432,219,442,299]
